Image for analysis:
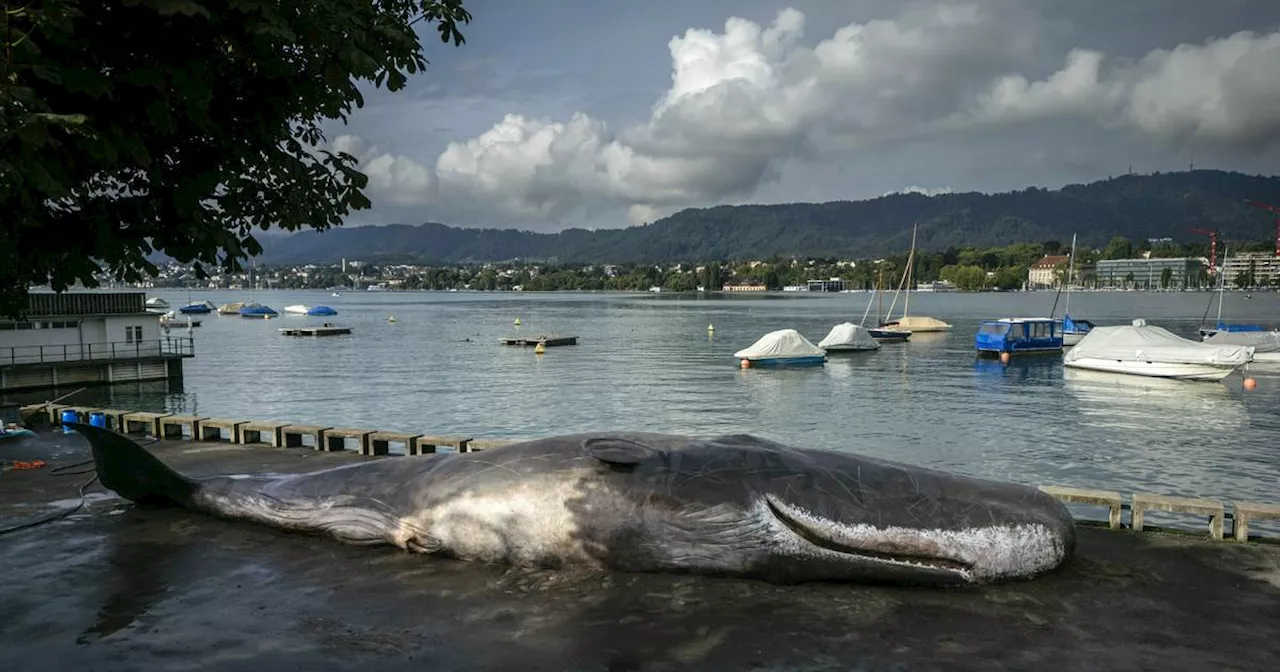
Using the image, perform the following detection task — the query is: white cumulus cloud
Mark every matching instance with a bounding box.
[337,2,1280,226]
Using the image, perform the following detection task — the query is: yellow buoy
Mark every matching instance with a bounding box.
[534,342,545,355]
[514,317,522,326]
[707,324,714,332]
[388,315,396,323]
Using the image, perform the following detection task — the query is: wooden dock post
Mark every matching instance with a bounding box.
[239,421,294,447]
[122,411,173,437]
[280,425,331,450]
[1039,485,1124,530]
[1232,501,1280,542]
[198,418,247,443]
[1131,492,1225,540]
[409,434,471,455]
[158,415,208,440]
[322,428,373,453]
[366,431,422,456]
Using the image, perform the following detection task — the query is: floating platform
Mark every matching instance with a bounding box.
[279,326,352,337]
[500,335,578,347]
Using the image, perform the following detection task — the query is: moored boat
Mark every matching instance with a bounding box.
[976,318,1064,357]
[283,304,310,315]
[238,303,279,319]
[817,322,880,351]
[734,329,827,367]
[1203,329,1280,363]
[1063,319,1254,381]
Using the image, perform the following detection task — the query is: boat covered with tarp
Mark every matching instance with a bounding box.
[1203,329,1280,363]
[1063,318,1254,381]
[238,303,279,319]
[306,305,338,316]
[734,329,827,367]
[817,322,880,351]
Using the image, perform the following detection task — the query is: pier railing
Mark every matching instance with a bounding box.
[1,336,195,365]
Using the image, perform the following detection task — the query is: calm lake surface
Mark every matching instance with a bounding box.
[39,288,1280,526]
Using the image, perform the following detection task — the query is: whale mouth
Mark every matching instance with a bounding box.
[765,497,973,574]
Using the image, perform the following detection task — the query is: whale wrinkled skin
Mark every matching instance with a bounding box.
[73,424,1075,586]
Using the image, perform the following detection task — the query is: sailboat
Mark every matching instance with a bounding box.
[1058,233,1095,347]
[879,223,952,333]
[862,266,910,342]
[1198,245,1266,339]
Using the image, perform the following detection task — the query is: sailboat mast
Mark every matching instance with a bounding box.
[903,223,917,319]
[1216,246,1228,326]
[1064,233,1076,315]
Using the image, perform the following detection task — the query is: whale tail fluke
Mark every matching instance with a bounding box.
[70,422,197,507]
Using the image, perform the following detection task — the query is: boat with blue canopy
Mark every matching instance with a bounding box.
[307,306,338,316]
[975,318,1064,358]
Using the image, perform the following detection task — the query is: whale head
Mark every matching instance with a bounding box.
[580,433,1075,586]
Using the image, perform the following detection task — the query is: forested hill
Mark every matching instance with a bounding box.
[259,170,1280,264]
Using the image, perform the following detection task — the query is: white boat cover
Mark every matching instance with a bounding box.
[1204,330,1280,354]
[734,329,826,359]
[817,322,880,350]
[283,304,310,314]
[1065,319,1254,367]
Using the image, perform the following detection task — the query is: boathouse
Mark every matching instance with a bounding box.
[0,291,195,393]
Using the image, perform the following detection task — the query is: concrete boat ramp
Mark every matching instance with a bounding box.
[2,431,1279,671]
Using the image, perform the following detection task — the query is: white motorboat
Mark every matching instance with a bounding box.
[283,304,310,315]
[817,322,881,351]
[1063,319,1254,381]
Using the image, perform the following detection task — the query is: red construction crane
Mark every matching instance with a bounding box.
[1189,227,1218,273]
[1244,199,1280,258]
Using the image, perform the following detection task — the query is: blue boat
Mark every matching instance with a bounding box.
[238,303,279,319]
[306,305,338,316]
[975,318,1064,358]
[178,301,214,314]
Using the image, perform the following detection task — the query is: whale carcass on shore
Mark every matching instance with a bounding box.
[72,423,1075,586]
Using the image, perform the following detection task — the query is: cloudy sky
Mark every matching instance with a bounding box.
[320,0,1280,232]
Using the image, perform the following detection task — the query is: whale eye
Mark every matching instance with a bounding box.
[583,437,659,467]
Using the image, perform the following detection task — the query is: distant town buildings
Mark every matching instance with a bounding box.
[1222,251,1280,287]
[1094,257,1207,289]
[1027,255,1070,289]
[806,278,845,292]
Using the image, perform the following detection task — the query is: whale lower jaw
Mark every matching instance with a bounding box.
[762,496,1067,583]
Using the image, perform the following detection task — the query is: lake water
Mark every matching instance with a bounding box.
[31,288,1280,525]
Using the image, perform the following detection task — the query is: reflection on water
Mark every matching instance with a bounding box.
[19,289,1280,506]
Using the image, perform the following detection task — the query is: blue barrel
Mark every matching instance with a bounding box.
[89,412,107,428]
[60,408,78,431]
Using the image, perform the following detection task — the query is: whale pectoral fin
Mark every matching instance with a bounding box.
[583,437,660,467]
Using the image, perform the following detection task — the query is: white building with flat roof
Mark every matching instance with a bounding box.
[1,292,194,392]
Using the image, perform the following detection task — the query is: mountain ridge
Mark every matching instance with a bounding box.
[249,169,1280,265]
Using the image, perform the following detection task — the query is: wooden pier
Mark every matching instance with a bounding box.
[279,326,352,337]
[500,335,578,347]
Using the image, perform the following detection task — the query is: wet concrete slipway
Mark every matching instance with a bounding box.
[2,430,1279,672]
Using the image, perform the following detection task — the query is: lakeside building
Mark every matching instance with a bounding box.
[806,278,845,292]
[1221,252,1280,287]
[1093,257,1208,289]
[1027,255,1070,289]
[1,291,194,393]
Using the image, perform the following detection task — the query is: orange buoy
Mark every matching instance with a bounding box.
[999,352,1011,364]
[1243,377,1257,391]
[740,359,751,369]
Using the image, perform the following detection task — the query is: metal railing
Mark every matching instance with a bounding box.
[0,336,195,365]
